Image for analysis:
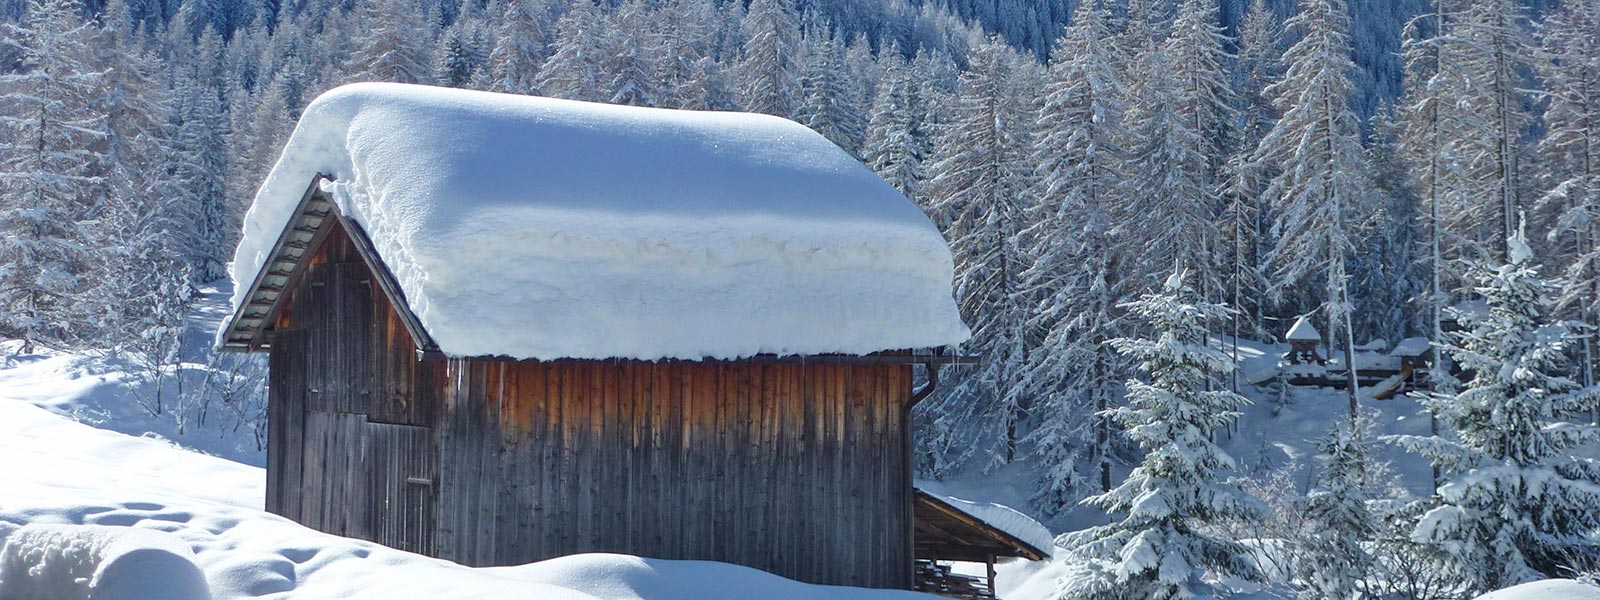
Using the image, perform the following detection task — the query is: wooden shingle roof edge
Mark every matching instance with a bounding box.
[218,175,981,368]
[217,175,438,355]
[913,489,1051,562]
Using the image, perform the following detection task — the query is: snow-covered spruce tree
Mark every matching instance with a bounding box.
[797,30,865,155]
[1358,112,1426,343]
[1220,0,1282,349]
[1391,230,1600,591]
[1296,422,1377,600]
[1257,0,1371,418]
[1451,0,1538,260]
[433,21,480,88]
[1164,0,1231,204]
[535,0,604,102]
[176,71,233,281]
[1021,0,1131,506]
[1398,0,1471,406]
[1057,270,1262,600]
[651,0,714,109]
[93,0,193,351]
[860,42,924,198]
[736,0,800,117]
[917,36,1035,472]
[0,0,108,352]
[1539,0,1600,404]
[604,0,660,107]
[485,0,547,95]
[1122,44,1222,296]
[348,0,429,84]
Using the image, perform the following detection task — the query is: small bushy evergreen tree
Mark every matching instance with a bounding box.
[1057,270,1262,600]
[1392,229,1600,591]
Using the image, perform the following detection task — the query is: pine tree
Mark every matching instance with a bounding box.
[485,0,547,95]
[1296,422,1377,600]
[174,73,232,281]
[736,0,800,117]
[1538,0,1600,405]
[860,42,925,198]
[1391,230,1600,591]
[797,30,864,152]
[433,21,480,88]
[1220,0,1282,377]
[652,0,714,109]
[1058,270,1262,600]
[1358,113,1426,343]
[1398,0,1471,410]
[1164,0,1232,212]
[1257,0,1371,418]
[349,0,429,84]
[1022,1,1130,506]
[534,0,604,102]
[0,0,108,351]
[604,0,660,107]
[93,0,191,349]
[919,36,1035,471]
[1452,0,1538,261]
[1123,45,1221,294]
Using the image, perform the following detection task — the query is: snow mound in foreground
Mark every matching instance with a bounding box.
[1474,580,1600,600]
[226,82,968,360]
[0,524,209,600]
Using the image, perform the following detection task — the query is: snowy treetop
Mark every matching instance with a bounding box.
[225,83,968,360]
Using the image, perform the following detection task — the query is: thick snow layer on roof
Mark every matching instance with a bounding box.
[1285,316,1321,341]
[225,83,968,360]
[914,482,1055,555]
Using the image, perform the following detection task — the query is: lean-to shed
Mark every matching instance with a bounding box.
[216,83,973,589]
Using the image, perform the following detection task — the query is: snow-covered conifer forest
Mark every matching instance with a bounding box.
[2,0,1599,597]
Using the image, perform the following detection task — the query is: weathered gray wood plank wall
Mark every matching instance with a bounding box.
[266,221,915,589]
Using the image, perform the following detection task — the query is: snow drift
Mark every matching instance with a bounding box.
[1473,580,1600,600]
[224,83,968,360]
[0,524,210,600]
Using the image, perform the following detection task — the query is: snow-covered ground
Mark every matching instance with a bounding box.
[0,288,1575,600]
[0,353,946,599]
[0,284,946,599]
[1473,580,1600,600]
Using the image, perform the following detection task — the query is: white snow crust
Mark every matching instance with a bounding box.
[1473,580,1600,600]
[914,482,1055,555]
[225,83,968,360]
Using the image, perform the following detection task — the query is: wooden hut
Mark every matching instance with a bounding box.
[216,83,977,589]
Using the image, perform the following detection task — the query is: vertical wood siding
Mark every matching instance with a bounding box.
[267,222,440,554]
[267,221,916,589]
[431,359,914,588]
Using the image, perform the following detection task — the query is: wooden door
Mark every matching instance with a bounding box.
[368,421,437,554]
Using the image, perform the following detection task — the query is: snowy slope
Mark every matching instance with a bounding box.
[1473,580,1600,600]
[227,82,968,361]
[0,352,942,599]
[0,282,265,465]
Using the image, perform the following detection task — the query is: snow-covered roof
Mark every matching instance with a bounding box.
[914,483,1054,557]
[1390,337,1430,357]
[1285,316,1321,342]
[222,83,969,360]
